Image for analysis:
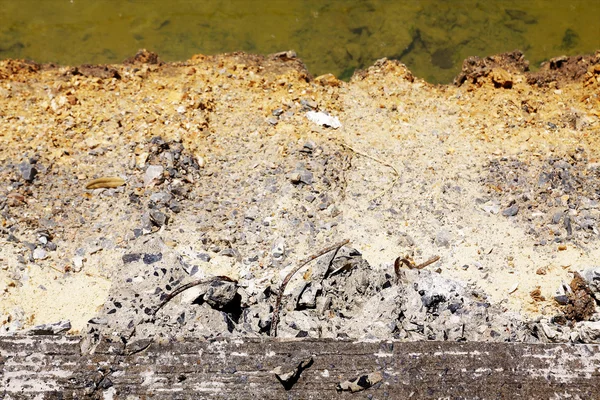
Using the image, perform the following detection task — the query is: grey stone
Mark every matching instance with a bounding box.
[143,253,163,264]
[168,200,182,213]
[204,280,238,309]
[18,162,37,182]
[122,253,141,264]
[220,248,237,257]
[551,212,563,224]
[297,282,322,309]
[502,204,519,217]
[141,212,153,233]
[267,117,278,126]
[187,304,234,337]
[301,141,315,154]
[149,209,168,226]
[289,168,313,185]
[565,216,573,235]
[554,281,572,305]
[305,194,316,203]
[577,321,600,343]
[197,253,211,262]
[149,192,172,205]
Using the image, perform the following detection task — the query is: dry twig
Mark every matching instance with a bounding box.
[394,255,440,278]
[270,239,350,337]
[152,276,236,317]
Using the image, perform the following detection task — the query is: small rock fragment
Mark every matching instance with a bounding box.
[551,212,563,224]
[73,256,85,271]
[554,281,572,305]
[491,68,513,89]
[336,371,383,393]
[19,162,37,182]
[149,209,168,226]
[144,165,164,186]
[204,279,238,309]
[32,247,47,260]
[272,238,285,259]
[289,168,313,185]
[143,253,163,264]
[197,253,211,262]
[149,192,172,205]
[273,357,314,391]
[122,253,142,264]
[27,320,71,335]
[502,204,519,217]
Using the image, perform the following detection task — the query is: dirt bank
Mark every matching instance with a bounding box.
[1,49,599,344]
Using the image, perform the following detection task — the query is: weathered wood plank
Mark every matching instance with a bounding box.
[2,336,600,399]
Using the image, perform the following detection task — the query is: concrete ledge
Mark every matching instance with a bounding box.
[2,336,600,398]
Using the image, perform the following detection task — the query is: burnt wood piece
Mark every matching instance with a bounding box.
[1,336,600,399]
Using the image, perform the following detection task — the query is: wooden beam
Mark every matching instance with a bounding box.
[2,336,599,398]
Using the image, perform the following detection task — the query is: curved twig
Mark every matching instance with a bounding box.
[270,239,350,337]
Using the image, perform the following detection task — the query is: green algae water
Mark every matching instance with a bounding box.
[0,0,598,83]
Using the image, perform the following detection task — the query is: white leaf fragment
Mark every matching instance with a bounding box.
[306,111,341,129]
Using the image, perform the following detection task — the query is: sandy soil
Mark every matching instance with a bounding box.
[0,49,599,334]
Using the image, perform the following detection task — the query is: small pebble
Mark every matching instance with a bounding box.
[150,209,168,226]
[502,204,519,217]
[32,247,47,260]
[144,165,164,187]
[197,253,211,262]
[18,162,37,182]
[221,248,236,257]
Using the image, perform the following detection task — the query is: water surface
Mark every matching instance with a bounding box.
[0,0,598,82]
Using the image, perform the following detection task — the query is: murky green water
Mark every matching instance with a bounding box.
[0,0,598,83]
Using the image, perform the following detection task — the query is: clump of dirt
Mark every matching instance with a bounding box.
[564,272,597,322]
[527,51,600,88]
[453,50,529,87]
[123,48,162,65]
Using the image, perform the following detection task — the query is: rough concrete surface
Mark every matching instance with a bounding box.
[3,336,600,399]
